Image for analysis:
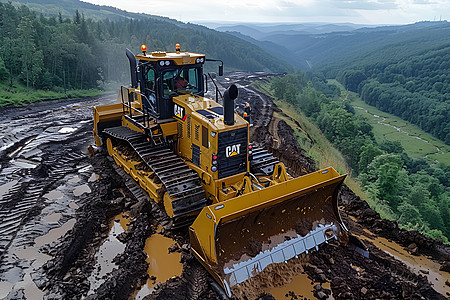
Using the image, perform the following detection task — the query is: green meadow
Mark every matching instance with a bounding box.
[329,79,450,167]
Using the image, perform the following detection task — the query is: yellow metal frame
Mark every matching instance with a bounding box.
[190,167,346,265]
[136,51,205,66]
[93,103,123,146]
[106,138,164,202]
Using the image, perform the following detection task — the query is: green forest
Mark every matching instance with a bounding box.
[0,3,290,105]
[311,24,450,144]
[271,72,450,243]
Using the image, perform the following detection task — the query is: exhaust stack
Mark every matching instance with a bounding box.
[224,84,238,126]
[126,48,138,88]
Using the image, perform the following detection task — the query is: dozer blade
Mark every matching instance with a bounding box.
[189,167,346,297]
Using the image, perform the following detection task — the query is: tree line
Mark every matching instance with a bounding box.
[0,3,290,98]
[271,72,450,242]
[329,41,450,144]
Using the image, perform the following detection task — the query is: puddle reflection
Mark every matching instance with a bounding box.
[86,213,130,295]
[134,230,182,299]
[358,230,450,295]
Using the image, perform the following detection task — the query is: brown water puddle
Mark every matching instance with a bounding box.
[113,213,131,231]
[14,271,44,300]
[73,184,91,197]
[0,180,18,199]
[134,229,182,299]
[34,218,76,247]
[88,173,100,182]
[69,175,81,184]
[269,273,316,299]
[69,201,79,209]
[358,230,450,295]
[350,263,365,273]
[4,216,74,299]
[87,213,130,294]
[14,246,52,269]
[43,213,62,223]
[43,189,64,200]
[0,281,14,298]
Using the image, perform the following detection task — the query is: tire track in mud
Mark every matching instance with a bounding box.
[0,95,119,299]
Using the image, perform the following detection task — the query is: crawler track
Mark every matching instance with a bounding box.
[103,126,207,228]
[249,146,280,175]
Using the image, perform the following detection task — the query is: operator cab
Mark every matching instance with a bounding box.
[127,44,206,120]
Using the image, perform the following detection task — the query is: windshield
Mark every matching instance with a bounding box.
[162,67,200,97]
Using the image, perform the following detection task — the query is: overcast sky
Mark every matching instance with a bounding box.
[85,0,449,25]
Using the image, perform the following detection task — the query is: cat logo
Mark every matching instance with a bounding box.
[174,104,185,120]
[226,144,241,157]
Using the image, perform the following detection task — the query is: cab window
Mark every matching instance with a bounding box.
[144,68,155,91]
[162,67,200,97]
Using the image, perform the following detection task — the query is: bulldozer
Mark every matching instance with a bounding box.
[92,44,349,297]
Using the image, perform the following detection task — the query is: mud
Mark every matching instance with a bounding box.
[231,255,312,299]
[134,230,182,299]
[0,73,448,300]
[213,72,449,299]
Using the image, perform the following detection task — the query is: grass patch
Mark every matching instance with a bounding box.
[0,80,112,107]
[329,79,450,167]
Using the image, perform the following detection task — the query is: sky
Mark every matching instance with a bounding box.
[85,0,449,26]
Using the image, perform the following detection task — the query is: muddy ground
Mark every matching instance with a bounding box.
[0,73,449,300]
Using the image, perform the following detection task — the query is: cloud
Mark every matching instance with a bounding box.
[326,0,398,10]
[411,0,435,4]
[85,0,449,25]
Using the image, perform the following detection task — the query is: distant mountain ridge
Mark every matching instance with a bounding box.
[0,0,292,74]
[216,20,450,70]
[215,22,372,39]
[0,0,172,21]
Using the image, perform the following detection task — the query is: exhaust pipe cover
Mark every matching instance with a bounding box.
[126,48,138,88]
[224,84,238,126]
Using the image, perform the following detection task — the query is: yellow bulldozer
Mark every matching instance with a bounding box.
[92,44,350,297]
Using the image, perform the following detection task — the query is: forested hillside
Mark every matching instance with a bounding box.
[271,72,449,243]
[229,21,450,144]
[0,2,290,104]
[1,0,178,22]
[335,44,450,143]
[311,22,450,144]
[223,23,450,143]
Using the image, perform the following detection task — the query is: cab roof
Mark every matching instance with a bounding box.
[136,51,205,66]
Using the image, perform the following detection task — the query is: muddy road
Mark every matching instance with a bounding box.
[0,74,449,300]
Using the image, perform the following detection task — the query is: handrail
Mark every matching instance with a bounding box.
[120,86,160,128]
[207,73,224,104]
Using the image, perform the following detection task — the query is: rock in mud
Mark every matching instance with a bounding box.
[316,291,327,299]
[440,262,450,273]
[168,243,180,253]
